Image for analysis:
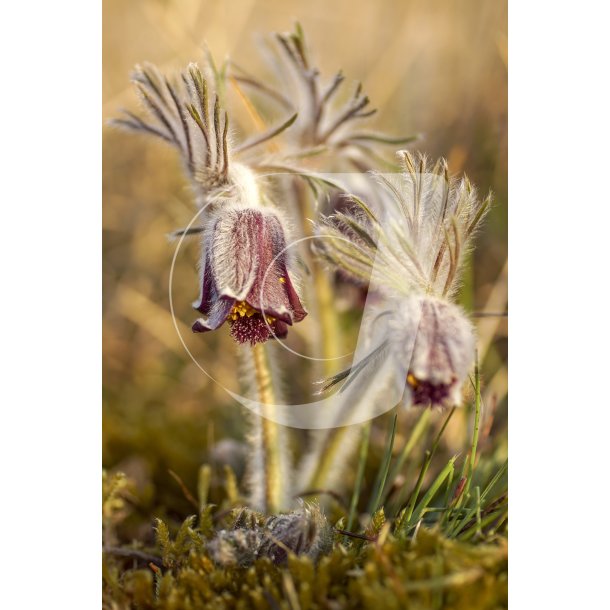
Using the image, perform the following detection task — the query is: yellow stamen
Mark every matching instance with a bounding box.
[278,277,286,284]
[229,301,257,320]
[228,301,276,324]
[407,373,419,389]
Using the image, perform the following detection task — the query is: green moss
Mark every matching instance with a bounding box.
[103,471,507,609]
[104,522,506,609]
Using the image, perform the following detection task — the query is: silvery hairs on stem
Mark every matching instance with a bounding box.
[315,151,491,409]
[111,59,308,514]
[112,62,308,345]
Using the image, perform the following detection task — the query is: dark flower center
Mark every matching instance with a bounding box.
[407,373,452,407]
[228,301,276,345]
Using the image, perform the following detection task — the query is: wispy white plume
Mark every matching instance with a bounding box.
[316,150,491,300]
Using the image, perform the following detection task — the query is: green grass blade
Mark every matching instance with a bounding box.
[397,407,457,533]
[409,455,458,527]
[367,413,398,515]
[346,421,371,531]
[474,486,482,536]
[442,458,455,507]
[381,409,431,506]
[458,502,508,541]
[466,353,482,494]
[446,460,507,537]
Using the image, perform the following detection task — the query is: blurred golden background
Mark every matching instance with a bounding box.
[103,0,507,521]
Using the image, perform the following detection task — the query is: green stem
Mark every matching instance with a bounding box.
[313,257,343,377]
[381,409,431,507]
[368,414,398,515]
[399,407,456,531]
[346,422,371,531]
[409,456,458,527]
[466,353,481,494]
[251,343,282,514]
[292,179,350,492]
[446,460,507,538]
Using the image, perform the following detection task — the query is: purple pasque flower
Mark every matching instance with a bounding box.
[192,206,307,345]
[392,295,475,408]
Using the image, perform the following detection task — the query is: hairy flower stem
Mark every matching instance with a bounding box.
[292,181,358,494]
[313,259,343,378]
[293,179,343,376]
[251,343,283,514]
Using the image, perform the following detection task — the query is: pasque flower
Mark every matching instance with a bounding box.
[391,295,475,408]
[192,205,307,345]
[113,62,307,346]
[114,54,317,514]
[316,151,490,408]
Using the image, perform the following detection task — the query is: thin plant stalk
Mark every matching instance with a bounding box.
[446,459,507,537]
[346,422,371,531]
[292,180,351,492]
[487,508,509,537]
[442,354,483,530]
[458,501,508,541]
[440,452,471,530]
[380,409,431,507]
[474,486,482,537]
[466,352,481,494]
[397,407,457,533]
[409,455,458,526]
[251,343,282,514]
[368,413,398,515]
[442,460,455,507]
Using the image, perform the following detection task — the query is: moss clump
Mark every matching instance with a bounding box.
[104,524,506,610]
[103,472,507,610]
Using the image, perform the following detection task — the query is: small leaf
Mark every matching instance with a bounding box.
[367,413,398,515]
[154,518,171,565]
[349,132,419,145]
[235,113,298,154]
[198,504,215,538]
[365,508,386,538]
[197,464,212,510]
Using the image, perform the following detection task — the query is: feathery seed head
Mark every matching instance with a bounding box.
[208,503,331,567]
[258,503,333,565]
[207,528,263,568]
[316,151,491,300]
[315,154,487,408]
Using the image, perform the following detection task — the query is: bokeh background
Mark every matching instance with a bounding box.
[103,0,507,528]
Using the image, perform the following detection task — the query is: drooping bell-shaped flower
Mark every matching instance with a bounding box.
[192,206,307,345]
[315,151,490,409]
[112,62,306,346]
[391,295,475,408]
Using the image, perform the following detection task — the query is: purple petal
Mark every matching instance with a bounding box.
[272,319,289,339]
[243,212,307,324]
[210,208,264,301]
[193,252,217,314]
[192,297,235,332]
[190,207,307,342]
